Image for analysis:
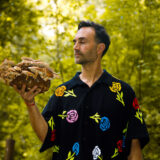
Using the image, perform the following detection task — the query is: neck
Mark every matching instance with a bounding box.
[80,61,103,87]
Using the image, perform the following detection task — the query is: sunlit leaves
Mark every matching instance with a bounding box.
[0,0,159,159]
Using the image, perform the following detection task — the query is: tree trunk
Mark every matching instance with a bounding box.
[4,139,15,160]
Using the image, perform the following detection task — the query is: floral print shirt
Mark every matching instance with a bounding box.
[40,70,149,160]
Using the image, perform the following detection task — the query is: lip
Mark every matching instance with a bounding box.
[74,53,81,56]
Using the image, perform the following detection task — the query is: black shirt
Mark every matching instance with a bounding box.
[40,70,149,160]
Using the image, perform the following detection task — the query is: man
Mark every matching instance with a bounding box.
[14,21,149,160]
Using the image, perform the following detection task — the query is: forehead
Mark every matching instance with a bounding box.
[75,27,96,40]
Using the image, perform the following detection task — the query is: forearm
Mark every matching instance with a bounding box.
[27,103,48,142]
[128,153,143,160]
[13,84,48,142]
[128,139,143,160]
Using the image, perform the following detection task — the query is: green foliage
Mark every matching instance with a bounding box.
[0,0,159,159]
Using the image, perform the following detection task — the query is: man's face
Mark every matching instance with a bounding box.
[73,27,98,64]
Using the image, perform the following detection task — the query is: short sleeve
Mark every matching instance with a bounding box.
[125,89,149,154]
[40,94,59,152]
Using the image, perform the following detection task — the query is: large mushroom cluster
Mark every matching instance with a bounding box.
[0,57,58,93]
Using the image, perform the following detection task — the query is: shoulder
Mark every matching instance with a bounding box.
[53,77,76,97]
[56,77,75,89]
[109,74,135,97]
[55,72,80,90]
[108,75,137,108]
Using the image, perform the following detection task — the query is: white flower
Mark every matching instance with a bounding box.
[92,146,101,160]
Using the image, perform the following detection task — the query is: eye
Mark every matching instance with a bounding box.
[73,40,76,44]
[79,41,85,44]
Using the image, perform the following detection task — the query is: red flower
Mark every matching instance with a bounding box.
[50,130,56,142]
[132,97,140,110]
[117,140,123,152]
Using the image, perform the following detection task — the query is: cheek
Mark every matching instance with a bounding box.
[80,45,88,52]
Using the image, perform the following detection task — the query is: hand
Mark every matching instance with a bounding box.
[13,84,41,106]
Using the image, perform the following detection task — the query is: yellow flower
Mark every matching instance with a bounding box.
[55,86,66,97]
[109,82,121,93]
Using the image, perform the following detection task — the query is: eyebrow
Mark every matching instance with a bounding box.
[73,37,87,42]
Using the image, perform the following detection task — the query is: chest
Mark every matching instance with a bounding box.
[57,85,129,131]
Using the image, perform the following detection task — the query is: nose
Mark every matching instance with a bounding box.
[74,42,80,50]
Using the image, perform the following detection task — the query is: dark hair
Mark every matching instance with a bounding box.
[78,21,110,57]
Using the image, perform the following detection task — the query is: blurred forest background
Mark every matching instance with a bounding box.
[0,0,160,159]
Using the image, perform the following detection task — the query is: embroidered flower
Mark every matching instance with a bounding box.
[55,85,66,96]
[100,117,110,131]
[72,142,79,156]
[132,97,140,110]
[117,140,123,152]
[122,136,126,148]
[92,146,103,160]
[48,117,56,142]
[109,82,121,92]
[90,113,110,131]
[66,142,79,160]
[122,122,129,148]
[58,110,78,123]
[67,110,78,123]
[109,82,125,107]
[50,130,56,142]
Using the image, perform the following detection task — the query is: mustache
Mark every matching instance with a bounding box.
[74,50,82,55]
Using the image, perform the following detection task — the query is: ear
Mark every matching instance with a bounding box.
[97,43,105,56]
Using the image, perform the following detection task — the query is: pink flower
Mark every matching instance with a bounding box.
[66,110,78,123]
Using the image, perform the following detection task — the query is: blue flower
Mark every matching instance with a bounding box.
[72,142,79,156]
[100,116,110,131]
[122,136,126,148]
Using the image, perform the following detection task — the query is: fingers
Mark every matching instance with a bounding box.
[24,88,41,104]
[12,84,41,106]
[13,84,26,94]
[13,85,19,93]
[32,88,41,97]
[29,85,38,94]
[12,84,41,101]
[21,84,26,93]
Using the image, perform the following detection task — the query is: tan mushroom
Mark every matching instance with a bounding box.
[0,57,58,93]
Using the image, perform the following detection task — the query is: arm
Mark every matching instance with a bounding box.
[13,84,48,142]
[128,139,143,160]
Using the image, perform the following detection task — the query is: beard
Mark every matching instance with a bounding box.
[74,53,98,65]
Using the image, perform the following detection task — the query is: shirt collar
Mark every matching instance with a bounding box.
[68,69,113,89]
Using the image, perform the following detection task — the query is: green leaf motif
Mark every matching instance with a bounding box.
[63,111,67,114]
[111,148,119,159]
[68,151,71,157]
[58,110,67,119]
[135,109,143,124]
[90,113,101,123]
[66,151,75,160]
[116,91,125,107]
[48,116,55,131]
[64,90,77,97]
[53,145,60,153]
[98,155,103,160]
